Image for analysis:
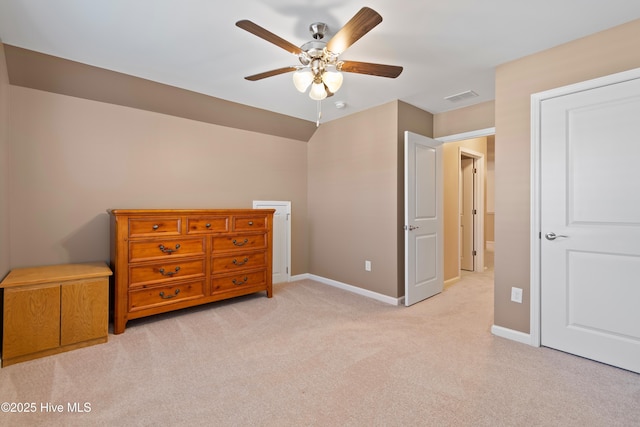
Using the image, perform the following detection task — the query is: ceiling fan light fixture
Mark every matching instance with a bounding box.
[322,68,343,93]
[293,69,314,92]
[237,8,402,123]
[309,81,328,100]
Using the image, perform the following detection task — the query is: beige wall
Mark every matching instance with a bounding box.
[307,100,432,298]
[494,18,640,333]
[4,45,316,143]
[307,102,399,297]
[0,43,10,279]
[434,101,495,138]
[8,86,309,274]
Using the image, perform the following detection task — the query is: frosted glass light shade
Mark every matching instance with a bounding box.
[292,69,314,92]
[309,82,327,100]
[322,70,343,93]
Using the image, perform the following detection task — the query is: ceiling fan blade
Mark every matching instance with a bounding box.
[244,66,298,81]
[236,20,302,55]
[326,7,383,54]
[339,61,403,78]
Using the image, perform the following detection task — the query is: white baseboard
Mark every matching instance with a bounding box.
[289,273,402,306]
[444,276,460,289]
[491,325,533,345]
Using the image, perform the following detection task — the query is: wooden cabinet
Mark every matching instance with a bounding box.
[0,263,112,367]
[109,209,274,334]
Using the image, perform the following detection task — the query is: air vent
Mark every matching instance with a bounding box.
[444,90,479,103]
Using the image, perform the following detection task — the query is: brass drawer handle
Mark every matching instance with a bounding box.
[232,257,249,266]
[159,266,181,276]
[158,244,181,254]
[159,289,180,299]
[232,276,249,285]
[232,239,249,246]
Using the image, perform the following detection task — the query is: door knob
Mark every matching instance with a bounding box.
[408,225,420,231]
[545,232,568,241]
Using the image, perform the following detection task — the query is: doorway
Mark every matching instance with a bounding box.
[437,129,494,284]
[459,149,484,273]
[460,156,475,271]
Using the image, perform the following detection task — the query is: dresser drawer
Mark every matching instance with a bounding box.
[232,215,267,231]
[212,270,267,294]
[211,233,266,253]
[130,259,205,287]
[212,251,266,273]
[129,217,181,237]
[186,216,229,234]
[129,280,205,312]
[129,238,205,262]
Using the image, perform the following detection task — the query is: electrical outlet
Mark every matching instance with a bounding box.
[511,287,523,303]
[365,260,372,272]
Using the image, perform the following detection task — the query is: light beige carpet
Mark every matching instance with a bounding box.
[1,267,639,426]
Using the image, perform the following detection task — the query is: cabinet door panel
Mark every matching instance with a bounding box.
[3,285,61,359]
[61,278,109,346]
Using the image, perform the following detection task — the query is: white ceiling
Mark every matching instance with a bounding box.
[1,1,640,123]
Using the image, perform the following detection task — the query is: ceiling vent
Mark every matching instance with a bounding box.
[444,90,479,103]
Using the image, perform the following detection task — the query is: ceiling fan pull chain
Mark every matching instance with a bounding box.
[316,100,322,127]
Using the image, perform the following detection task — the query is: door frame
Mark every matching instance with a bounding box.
[529,67,640,347]
[252,200,291,283]
[458,148,485,273]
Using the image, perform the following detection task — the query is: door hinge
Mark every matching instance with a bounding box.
[473,250,477,256]
[473,168,477,174]
[472,209,477,215]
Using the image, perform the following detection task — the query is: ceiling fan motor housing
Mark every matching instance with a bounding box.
[309,22,328,40]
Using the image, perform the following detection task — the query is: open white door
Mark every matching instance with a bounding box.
[404,131,444,306]
[535,71,640,373]
[253,201,290,284]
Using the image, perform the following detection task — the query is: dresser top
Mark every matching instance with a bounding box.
[0,262,112,288]
[108,208,275,216]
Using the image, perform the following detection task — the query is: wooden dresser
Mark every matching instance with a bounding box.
[108,209,274,334]
[1,262,112,367]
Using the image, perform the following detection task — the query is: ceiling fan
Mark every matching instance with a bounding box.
[235,7,403,104]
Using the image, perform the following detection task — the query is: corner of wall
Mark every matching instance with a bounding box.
[0,42,11,278]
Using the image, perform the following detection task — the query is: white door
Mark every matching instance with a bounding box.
[404,131,443,306]
[460,156,475,271]
[253,201,290,284]
[540,75,640,373]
